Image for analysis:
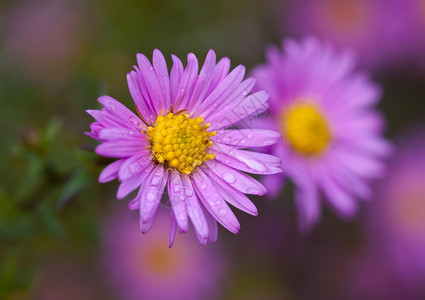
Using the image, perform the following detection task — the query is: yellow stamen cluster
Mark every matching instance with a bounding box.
[282,102,331,156]
[146,112,216,174]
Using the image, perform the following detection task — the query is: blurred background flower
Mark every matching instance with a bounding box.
[102,207,225,300]
[1,0,425,299]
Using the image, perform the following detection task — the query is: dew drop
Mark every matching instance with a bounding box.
[151,177,161,186]
[180,88,185,93]
[263,139,274,145]
[146,191,156,202]
[129,116,138,125]
[246,187,261,195]
[129,130,134,135]
[222,173,236,184]
[149,67,154,71]
[200,181,208,191]
[240,139,246,144]
[218,208,227,217]
[185,188,194,197]
[242,90,248,96]
[247,133,253,138]
[173,185,181,193]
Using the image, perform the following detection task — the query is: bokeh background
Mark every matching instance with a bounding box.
[1,0,425,299]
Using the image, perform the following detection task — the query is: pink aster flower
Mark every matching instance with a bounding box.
[283,0,412,70]
[86,49,282,245]
[369,129,425,289]
[102,209,225,300]
[252,37,392,231]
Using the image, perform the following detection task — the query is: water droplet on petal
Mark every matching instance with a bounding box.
[200,181,208,191]
[246,187,261,195]
[180,88,185,93]
[146,191,156,202]
[240,139,246,144]
[129,130,134,135]
[218,208,227,217]
[174,185,181,193]
[222,173,236,184]
[263,139,275,145]
[247,133,253,138]
[185,188,193,197]
[129,116,138,125]
[242,90,248,96]
[151,176,161,186]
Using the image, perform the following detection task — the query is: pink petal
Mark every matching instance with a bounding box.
[153,49,171,110]
[214,129,281,148]
[95,141,146,158]
[207,56,230,95]
[174,53,198,112]
[169,54,184,102]
[168,171,189,233]
[169,211,177,248]
[187,49,216,111]
[137,53,166,115]
[98,127,144,141]
[205,160,266,195]
[181,174,209,244]
[98,159,125,183]
[206,169,258,216]
[138,164,167,226]
[126,70,156,124]
[192,170,240,234]
[118,154,152,181]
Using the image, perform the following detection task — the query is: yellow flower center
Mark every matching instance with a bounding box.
[281,102,331,156]
[146,112,216,174]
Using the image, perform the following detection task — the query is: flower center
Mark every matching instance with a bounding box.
[146,112,216,174]
[281,102,331,156]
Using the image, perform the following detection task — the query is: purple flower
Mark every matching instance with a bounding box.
[102,210,225,300]
[369,129,425,289]
[86,49,282,246]
[283,0,413,70]
[252,37,392,232]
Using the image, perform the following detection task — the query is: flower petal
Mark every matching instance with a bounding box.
[206,169,258,216]
[99,159,125,183]
[170,54,184,102]
[95,141,146,158]
[127,69,156,124]
[137,53,166,115]
[169,211,177,248]
[138,164,167,228]
[192,170,240,234]
[318,171,357,219]
[98,127,145,141]
[214,129,281,148]
[153,49,171,110]
[174,53,198,112]
[187,49,216,110]
[295,175,321,233]
[209,91,269,130]
[181,174,209,245]
[205,160,266,195]
[118,154,152,181]
[168,171,189,233]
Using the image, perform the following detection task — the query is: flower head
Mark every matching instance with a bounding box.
[252,37,392,231]
[102,210,224,300]
[87,49,281,245]
[284,0,413,69]
[369,129,425,288]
